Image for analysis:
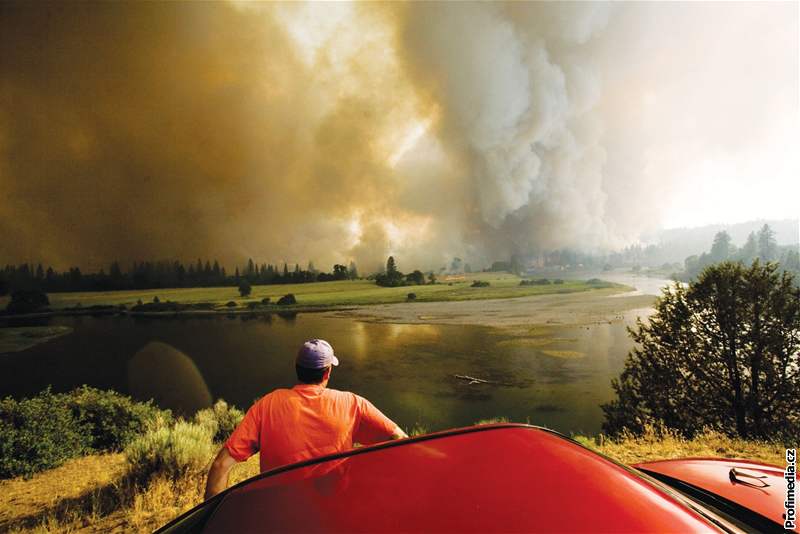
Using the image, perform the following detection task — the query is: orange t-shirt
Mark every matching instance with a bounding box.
[225,384,400,472]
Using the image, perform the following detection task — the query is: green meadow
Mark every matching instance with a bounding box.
[7,272,621,311]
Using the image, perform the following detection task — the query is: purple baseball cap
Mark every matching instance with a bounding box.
[296,339,339,369]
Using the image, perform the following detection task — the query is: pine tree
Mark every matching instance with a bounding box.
[757,224,777,262]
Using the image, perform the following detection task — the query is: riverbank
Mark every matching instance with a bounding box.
[0,273,640,327]
[0,426,783,533]
[324,287,655,327]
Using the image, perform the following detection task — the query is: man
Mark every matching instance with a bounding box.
[205,338,407,499]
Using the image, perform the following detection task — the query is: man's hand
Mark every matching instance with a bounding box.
[391,426,408,440]
[205,447,239,501]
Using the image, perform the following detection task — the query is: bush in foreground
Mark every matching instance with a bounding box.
[125,421,215,483]
[0,387,172,479]
[0,389,88,478]
[65,386,171,452]
[195,400,244,443]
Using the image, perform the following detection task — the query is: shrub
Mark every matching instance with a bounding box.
[125,421,215,483]
[5,289,50,314]
[407,293,417,301]
[246,301,259,310]
[470,280,490,287]
[474,417,510,425]
[277,294,297,305]
[63,386,171,452]
[554,279,564,284]
[194,400,244,443]
[520,279,550,286]
[0,390,89,478]
[0,387,173,479]
[261,297,271,304]
[153,296,160,303]
[238,280,252,297]
[405,270,425,285]
[225,301,237,308]
[408,423,428,437]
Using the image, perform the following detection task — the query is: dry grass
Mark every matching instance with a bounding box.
[574,425,785,467]
[0,451,259,533]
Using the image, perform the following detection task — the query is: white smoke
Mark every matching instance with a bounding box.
[1,2,796,271]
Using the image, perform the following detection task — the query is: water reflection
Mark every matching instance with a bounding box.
[0,313,638,435]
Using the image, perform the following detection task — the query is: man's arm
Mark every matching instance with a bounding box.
[354,394,408,444]
[205,447,239,500]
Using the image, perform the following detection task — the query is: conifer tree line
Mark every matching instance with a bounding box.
[0,259,359,295]
[682,224,800,280]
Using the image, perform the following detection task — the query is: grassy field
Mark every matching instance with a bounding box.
[0,424,785,533]
[2,273,622,312]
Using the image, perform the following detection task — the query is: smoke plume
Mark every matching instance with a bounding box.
[0,1,796,272]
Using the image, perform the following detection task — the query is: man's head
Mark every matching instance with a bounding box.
[295,339,339,385]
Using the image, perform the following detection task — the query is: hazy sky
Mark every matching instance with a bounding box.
[1,1,797,271]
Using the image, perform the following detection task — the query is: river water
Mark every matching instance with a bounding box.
[0,275,669,436]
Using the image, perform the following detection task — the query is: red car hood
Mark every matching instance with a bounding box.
[633,457,785,527]
[196,425,720,533]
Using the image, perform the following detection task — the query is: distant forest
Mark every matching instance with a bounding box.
[679,224,800,281]
[0,259,358,295]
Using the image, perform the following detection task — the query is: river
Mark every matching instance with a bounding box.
[0,274,670,436]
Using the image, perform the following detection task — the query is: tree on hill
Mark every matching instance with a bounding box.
[602,260,800,440]
[757,224,777,262]
[709,231,732,262]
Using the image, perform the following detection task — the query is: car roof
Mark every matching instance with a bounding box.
[190,424,720,533]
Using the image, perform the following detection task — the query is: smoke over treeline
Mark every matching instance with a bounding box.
[1,2,796,272]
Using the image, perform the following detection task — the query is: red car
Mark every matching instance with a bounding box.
[157,424,787,533]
